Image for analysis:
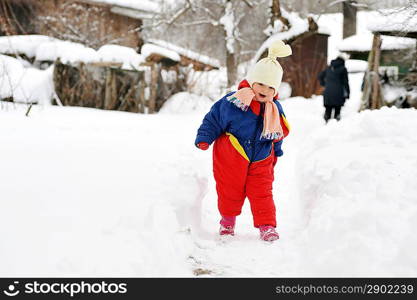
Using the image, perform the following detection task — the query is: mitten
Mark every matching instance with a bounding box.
[197,142,209,150]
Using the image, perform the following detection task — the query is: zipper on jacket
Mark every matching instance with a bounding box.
[250,103,265,162]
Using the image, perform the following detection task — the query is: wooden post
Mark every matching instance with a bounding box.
[371,33,382,109]
[148,63,159,114]
[104,67,112,110]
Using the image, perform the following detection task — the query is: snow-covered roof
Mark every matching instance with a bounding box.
[141,43,181,62]
[96,44,145,69]
[0,35,57,58]
[254,9,328,62]
[147,39,221,68]
[84,0,159,13]
[0,35,145,70]
[338,33,416,52]
[367,8,417,34]
[36,40,100,64]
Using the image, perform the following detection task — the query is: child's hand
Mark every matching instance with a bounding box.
[197,142,209,150]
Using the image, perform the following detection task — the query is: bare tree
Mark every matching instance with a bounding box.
[143,0,268,88]
[0,0,37,35]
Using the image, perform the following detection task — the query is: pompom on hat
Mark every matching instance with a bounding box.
[246,40,292,96]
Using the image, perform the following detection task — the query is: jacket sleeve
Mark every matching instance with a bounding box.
[342,67,350,98]
[195,97,231,146]
[318,69,326,87]
[273,101,290,157]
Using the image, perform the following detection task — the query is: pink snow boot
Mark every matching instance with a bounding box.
[219,216,236,236]
[259,225,279,242]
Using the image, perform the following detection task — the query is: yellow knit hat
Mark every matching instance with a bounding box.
[247,40,292,96]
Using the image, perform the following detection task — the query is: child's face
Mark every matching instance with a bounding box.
[252,82,275,102]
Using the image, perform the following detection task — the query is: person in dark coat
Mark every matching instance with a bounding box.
[318,56,350,122]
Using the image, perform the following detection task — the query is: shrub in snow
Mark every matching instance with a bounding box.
[159,92,213,115]
[0,54,54,105]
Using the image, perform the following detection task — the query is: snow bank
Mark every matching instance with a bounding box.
[159,92,214,115]
[295,107,417,276]
[278,82,292,99]
[0,55,54,104]
[0,106,202,276]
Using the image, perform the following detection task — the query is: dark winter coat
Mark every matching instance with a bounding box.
[318,58,350,107]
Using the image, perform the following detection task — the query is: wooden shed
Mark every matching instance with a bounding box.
[359,8,417,110]
[0,0,159,50]
[255,16,329,98]
[338,33,416,75]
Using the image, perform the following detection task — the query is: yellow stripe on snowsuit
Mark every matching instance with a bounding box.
[281,114,291,132]
[226,132,250,161]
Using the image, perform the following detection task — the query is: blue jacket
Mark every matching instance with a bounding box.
[195,92,290,162]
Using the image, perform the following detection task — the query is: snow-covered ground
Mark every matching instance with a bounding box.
[1,69,416,276]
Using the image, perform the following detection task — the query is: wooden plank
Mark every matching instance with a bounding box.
[371,33,382,109]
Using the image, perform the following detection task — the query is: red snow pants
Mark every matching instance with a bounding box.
[213,134,276,228]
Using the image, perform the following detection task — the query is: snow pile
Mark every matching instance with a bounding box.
[382,85,407,104]
[186,68,228,101]
[345,59,368,73]
[35,40,100,64]
[147,39,221,69]
[0,55,54,104]
[0,35,57,58]
[278,82,292,99]
[0,105,200,276]
[141,43,181,62]
[338,33,416,52]
[97,44,144,69]
[295,107,417,276]
[159,92,213,115]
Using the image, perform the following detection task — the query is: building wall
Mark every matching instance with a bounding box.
[34,0,143,50]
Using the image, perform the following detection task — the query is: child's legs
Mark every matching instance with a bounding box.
[213,134,249,217]
[246,154,276,228]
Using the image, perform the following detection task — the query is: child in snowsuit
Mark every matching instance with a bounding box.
[195,40,291,242]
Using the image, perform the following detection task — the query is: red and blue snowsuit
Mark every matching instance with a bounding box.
[195,80,290,227]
